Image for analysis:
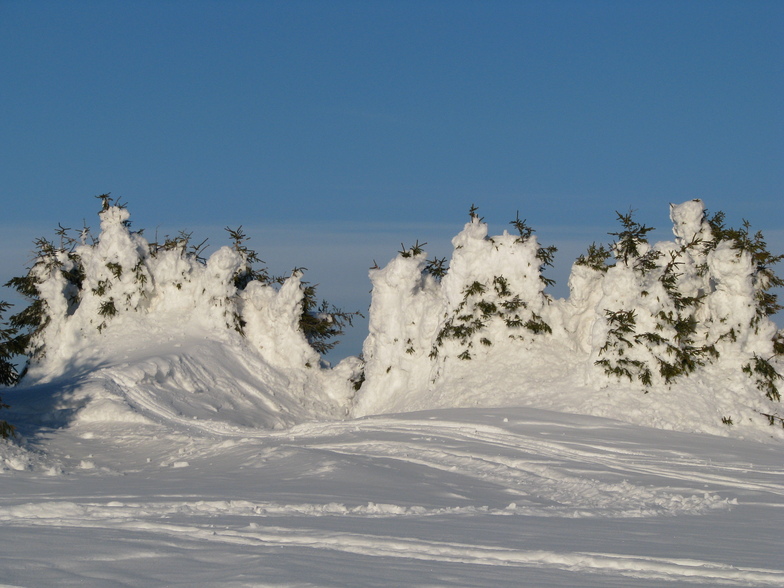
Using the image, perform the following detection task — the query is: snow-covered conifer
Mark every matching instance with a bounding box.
[0,301,22,438]
[355,207,558,416]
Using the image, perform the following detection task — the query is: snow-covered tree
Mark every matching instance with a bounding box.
[0,301,22,438]
[580,200,783,423]
[6,196,357,382]
[355,206,558,416]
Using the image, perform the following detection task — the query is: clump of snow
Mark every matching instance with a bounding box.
[1,438,61,475]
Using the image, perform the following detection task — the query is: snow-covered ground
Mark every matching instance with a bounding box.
[2,199,783,586]
[2,397,783,587]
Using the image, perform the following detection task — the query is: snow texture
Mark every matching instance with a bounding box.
[1,406,782,586]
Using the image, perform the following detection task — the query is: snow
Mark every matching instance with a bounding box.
[1,199,783,585]
[2,405,783,586]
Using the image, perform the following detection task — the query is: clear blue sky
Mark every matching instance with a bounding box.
[1,0,782,357]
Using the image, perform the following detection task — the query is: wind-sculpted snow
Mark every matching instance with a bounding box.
[2,406,783,586]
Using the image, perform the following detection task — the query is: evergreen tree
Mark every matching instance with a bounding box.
[225,226,360,351]
[0,301,21,438]
[298,281,361,354]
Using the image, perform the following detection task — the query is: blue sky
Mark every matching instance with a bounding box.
[1,0,782,357]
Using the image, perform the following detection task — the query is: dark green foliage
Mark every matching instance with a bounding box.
[524,313,552,335]
[0,413,13,438]
[651,309,716,384]
[424,256,449,280]
[509,212,558,287]
[350,368,365,392]
[706,212,784,320]
[225,226,272,289]
[0,302,24,387]
[5,228,85,359]
[399,240,426,259]
[4,273,44,357]
[493,276,511,297]
[742,355,782,402]
[95,192,125,212]
[773,332,784,356]
[721,416,733,426]
[99,299,117,318]
[106,262,123,279]
[0,302,20,439]
[299,282,362,355]
[510,212,534,242]
[149,230,209,263]
[434,268,551,361]
[475,300,497,317]
[659,242,704,311]
[595,309,653,387]
[575,243,612,272]
[607,210,662,276]
[465,281,486,297]
[537,245,558,288]
[760,412,784,428]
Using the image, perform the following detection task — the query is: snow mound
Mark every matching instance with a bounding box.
[11,314,356,434]
[0,438,61,475]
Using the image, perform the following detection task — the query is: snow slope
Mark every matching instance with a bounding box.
[2,403,783,587]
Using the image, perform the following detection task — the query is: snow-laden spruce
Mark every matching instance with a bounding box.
[357,200,783,439]
[3,197,782,440]
[6,196,360,430]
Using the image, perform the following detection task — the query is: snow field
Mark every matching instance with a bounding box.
[1,407,783,586]
[1,198,783,585]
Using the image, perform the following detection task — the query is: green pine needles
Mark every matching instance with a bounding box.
[590,206,784,424]
[0,301,22,438]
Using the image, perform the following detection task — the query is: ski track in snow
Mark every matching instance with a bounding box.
[2,510,783,586]
[3,408,784,586]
